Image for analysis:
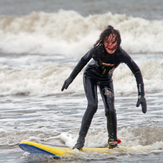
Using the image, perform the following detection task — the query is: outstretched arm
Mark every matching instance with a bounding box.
[120,49,147,113]
[61,48,93,91]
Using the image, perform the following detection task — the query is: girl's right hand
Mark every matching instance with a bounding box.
[61,77,73,91]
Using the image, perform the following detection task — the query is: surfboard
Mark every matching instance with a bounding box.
[19,141,132,159]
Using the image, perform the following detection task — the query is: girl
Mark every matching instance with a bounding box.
[61,25,147,150]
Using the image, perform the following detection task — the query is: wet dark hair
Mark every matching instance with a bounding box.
[94,25,121,51]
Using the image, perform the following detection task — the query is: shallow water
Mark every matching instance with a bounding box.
[0,52,163,163]
[0,92,163,163]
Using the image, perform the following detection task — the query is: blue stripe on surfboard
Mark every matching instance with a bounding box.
[19,144,60,159]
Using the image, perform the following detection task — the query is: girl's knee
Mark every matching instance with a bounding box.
[88,102,98,110]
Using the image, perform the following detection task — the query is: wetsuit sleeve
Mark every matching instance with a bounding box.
[69,48,93,80]
[120,49,145,96]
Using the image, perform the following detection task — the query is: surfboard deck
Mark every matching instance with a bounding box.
[19,141,132,159]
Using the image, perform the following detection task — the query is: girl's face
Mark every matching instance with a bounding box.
[104,34,118,54]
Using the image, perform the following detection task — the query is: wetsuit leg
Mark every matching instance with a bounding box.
[74,75,98,149]
[79,75,98,137]
[99,80,117,142]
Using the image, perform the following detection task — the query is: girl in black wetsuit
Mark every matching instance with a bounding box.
[61,25,147,150]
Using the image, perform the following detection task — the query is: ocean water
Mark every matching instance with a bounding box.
[0,0,163,162]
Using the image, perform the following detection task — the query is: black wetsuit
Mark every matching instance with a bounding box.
[68,46,144,142]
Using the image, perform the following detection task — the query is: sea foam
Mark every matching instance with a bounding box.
[0,10,163,55]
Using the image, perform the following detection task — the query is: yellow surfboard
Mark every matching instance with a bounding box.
[19,141,133,159]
